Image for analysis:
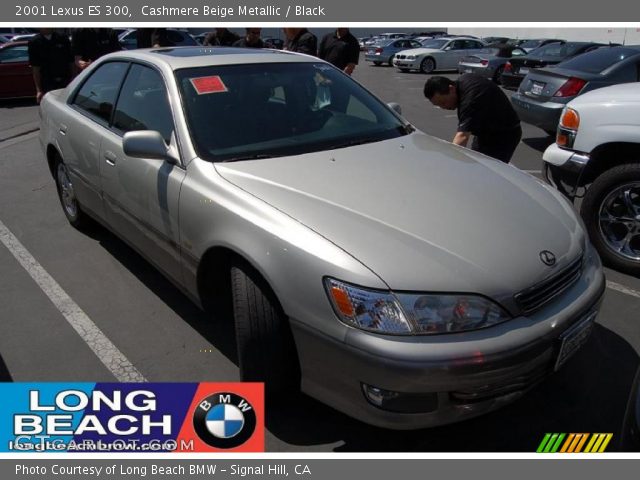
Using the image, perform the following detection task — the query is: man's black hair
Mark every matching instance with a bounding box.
[423,76,455,99]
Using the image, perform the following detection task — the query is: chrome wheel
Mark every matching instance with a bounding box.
[598,182,640,261]
[57,163,78,219]
[420,57,435,74]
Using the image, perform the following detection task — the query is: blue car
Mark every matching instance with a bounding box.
[365,38,423,66]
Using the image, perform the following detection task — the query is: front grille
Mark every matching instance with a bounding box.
[514,256,583,315]
[396,54,406,59]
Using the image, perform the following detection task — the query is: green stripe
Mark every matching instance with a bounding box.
[550,433,566,453]
[537,433,552,453]
[544,433,560,453]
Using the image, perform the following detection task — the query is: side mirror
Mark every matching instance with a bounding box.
[388,102,402,115]
[123,131,175,163]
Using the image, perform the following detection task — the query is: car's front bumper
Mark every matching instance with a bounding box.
[393,58,421,70]
[511,92,565,132]
[542,143,591,198]
[290,248,605,429]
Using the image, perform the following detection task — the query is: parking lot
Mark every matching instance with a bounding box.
[1,54,639,452]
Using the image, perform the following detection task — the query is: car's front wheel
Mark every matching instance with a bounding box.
[55,158,86,229]
[581,163,640,275]
[420,57,436,74]
[231,263,300,395]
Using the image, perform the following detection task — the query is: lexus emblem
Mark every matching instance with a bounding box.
[539,250,556,266]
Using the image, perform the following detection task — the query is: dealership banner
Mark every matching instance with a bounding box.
[1,0,640,22]
[0,383,264,453]
[1,460,640,480]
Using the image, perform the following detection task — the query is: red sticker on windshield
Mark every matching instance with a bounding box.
[190,76,228,94]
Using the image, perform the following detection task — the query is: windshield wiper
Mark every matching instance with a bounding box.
[328,137,380,150]
[221,154,276,162]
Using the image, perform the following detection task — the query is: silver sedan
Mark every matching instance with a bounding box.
[39,47,604,429]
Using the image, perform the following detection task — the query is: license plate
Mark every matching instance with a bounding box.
[465,68,473,73]
[531,81,545,95]
[555,311,597,371]
[519,67,530,74]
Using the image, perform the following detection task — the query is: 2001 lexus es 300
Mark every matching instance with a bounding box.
[39,47,605,429]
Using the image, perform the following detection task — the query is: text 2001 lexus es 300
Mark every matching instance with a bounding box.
[39,47,605,429]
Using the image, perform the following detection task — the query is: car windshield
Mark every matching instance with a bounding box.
[534,42,588,58]
[520,40,545,49]
[175,62,410,162]
[557,47,639,73]
[420,39,448,49]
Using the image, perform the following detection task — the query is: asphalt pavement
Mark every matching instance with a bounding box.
[1,59,639,452]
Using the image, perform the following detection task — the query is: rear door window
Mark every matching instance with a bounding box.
[72,61,128,124]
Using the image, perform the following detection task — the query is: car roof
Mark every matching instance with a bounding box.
[100,46,319,70]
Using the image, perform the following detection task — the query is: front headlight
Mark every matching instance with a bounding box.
[325,278,511,335]
[406,55,416,60]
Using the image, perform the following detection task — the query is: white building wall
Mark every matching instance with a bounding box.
[448,27,640,44]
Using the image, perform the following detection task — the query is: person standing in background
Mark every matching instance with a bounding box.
[28,28,74,103]
[71,28,120,71]
[283,28,317,55]
[203,28,240,47]
[318,28,360,75]
[232,28,264,48]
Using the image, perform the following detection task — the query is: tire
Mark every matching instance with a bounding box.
[493,65,505,84]
[388,55,395,67]
[373,61,382,66]
[54,158,87,229]
[580,163,640,276]
[420,57,436,74]
[231,263,299,395]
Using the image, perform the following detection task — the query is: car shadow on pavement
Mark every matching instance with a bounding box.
[78,222,239,367]
[522,136,555,153]
[0,353,13,381]
[265,324,638,452]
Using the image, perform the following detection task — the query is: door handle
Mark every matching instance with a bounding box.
[59,124,68,135]
[104,151,117,166]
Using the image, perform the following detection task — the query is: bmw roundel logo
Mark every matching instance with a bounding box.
[539,250,556,266]
[193,392,257,449]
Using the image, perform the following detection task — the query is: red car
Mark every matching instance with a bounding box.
[0,41,36,99]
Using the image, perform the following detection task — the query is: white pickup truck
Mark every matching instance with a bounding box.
[543,83,640,275]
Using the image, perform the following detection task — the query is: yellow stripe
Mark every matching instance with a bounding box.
[584,433,598,453]
[591,434,605,453]
[598,434,613,453]
[575,434,589,453]
[561,434,575,453]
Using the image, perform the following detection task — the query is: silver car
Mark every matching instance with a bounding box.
[393,37,486,73]
[39,47,605,430]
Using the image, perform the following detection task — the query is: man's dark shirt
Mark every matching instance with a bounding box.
[318,31,360,70]
[72,28,120,61]
[456,73,520,136]
[284,29,317,55]
[28,33,73,92]
[232,38,264,49]
[204,30,240,47]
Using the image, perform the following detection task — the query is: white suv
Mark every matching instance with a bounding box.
[543,83,640,275]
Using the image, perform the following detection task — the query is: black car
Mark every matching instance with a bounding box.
[501,41,604,90]
[518,38,566,53]
[511,45,640,134]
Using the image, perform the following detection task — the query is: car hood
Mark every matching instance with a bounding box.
[214,132,585,300]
